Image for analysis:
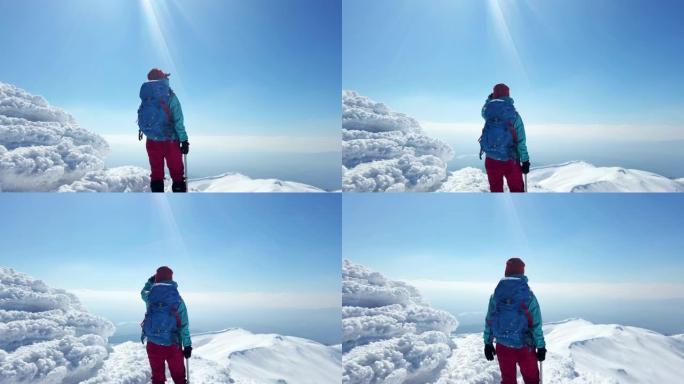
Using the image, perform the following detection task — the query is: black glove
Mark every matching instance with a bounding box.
[521,161,530,174]
[180,141,189,155]
[484,344,496,361]
[487,93,493,100]
[147,275,155,284]
[536,347,546,362]
[183,346,192,359]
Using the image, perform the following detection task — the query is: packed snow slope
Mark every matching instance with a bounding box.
[438,319,684,384]
[86,328,341,384]
[1,267,341,384]
[0,81,322,192]
[342,91,454,192]
[0,267,115,384]
[343,91,683,192]
[439,162,684,192]
[342,260,458,384]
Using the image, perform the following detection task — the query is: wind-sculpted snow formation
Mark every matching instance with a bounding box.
[342,91,454,192]
[0,267,115,384]
[342,260,458,384]
[437,319,684,384]
[0,82,324,192]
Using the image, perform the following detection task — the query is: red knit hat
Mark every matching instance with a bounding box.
[504,258,525,276]
[493,83,510,99]
[147,68,170,81]
[155,266,173,282]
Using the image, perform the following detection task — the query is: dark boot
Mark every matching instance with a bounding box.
[172,180,187,193]
[150,180,165,193]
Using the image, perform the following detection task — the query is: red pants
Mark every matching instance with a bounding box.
[146,342,186,384]
[485,157,525,193]
[496,344,539,384]
[146,140,185,183]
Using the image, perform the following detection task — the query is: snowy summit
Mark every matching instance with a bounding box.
[0,267,341,384]
[342,261,684,384]
[0,81,323,192]
[342,91,684,193]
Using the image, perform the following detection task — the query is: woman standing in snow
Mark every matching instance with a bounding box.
[483,258,546,384]
[141,266,193,384]
[138,69,190,193]
[479,84,530,192]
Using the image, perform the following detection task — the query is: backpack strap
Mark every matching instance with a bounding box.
[160,99,173,125]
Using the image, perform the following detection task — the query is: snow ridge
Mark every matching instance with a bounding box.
[342,260,458,384]
[438,161,684,192]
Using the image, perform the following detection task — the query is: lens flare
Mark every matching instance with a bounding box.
[139,0,183,89]
[487,0,528,81]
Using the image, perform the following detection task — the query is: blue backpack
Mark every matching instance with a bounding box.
[490,277,533,348]
[137,81,174,140]
[479,99,519,161]
[142,283,181,346]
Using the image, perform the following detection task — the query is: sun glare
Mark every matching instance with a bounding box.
[486,0,528,81]
[139,0,183,88]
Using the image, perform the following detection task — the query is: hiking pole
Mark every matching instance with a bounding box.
[539,361,543,384]
[524,174,528,192]
[184,154,188,181]
[186,356,190,384]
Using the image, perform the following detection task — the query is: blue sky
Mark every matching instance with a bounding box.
[0,0,340,145]
[1,193,341,343]
[343,0,684,135]
[343,194,684,333]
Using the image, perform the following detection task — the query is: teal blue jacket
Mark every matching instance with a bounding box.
[483,275,545,348]
[481,97,529,162]
[147,79,188,142]
[141,279,192,347]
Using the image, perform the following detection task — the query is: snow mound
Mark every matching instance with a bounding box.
[193,328,341,384]
[439,161,684,192]
[0,267,115,384]
[83,342,233,384]
[188,173,325,192]
[342,260,458,384]
[0,82,109,191]
[58,166,151,192]
[527,161,684,192]
[437,319,684,384]
[437,167,490,192]
[342,91,454,192]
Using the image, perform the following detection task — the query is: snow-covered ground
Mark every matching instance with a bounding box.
[0,267,341,384]
[438,161,684,192]
[342,261,684,384]
[342,91,684,192]
[438,319,684,384]
[0,82,323,192]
